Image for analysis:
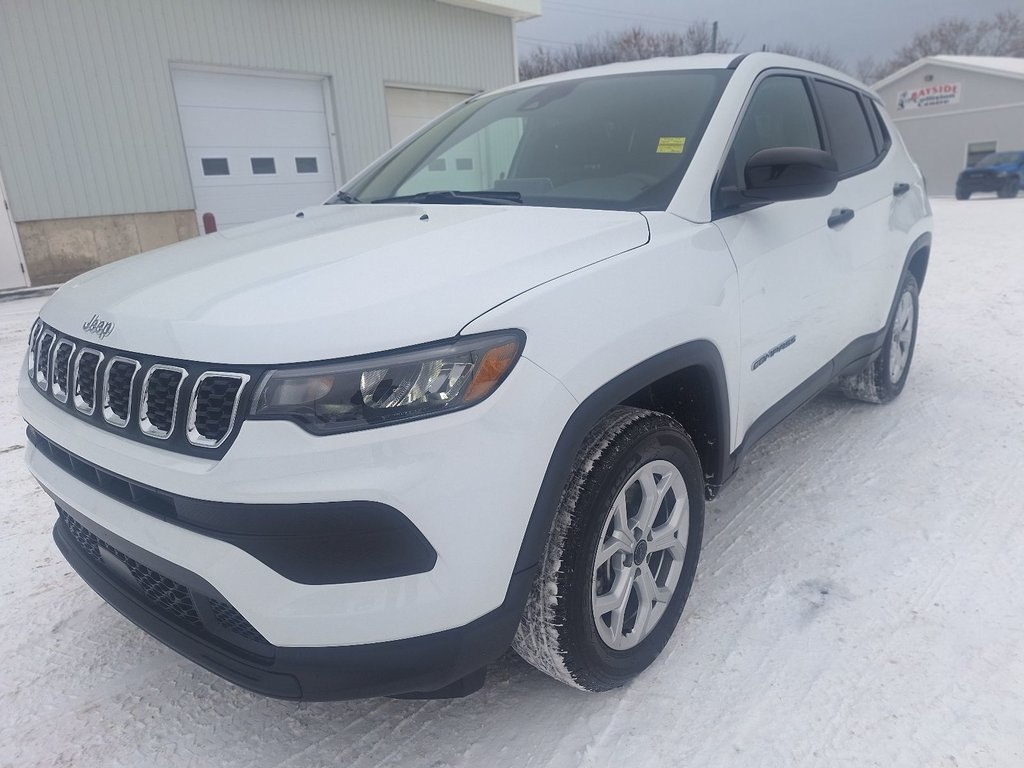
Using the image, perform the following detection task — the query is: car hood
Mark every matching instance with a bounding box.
[961,163,1018,175]
[40,204,649,364]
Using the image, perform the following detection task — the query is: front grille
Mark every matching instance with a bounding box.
[35,331,55,390]
[27,321,253,457]
[51,340,75,403]
[61,509,202,629]
[187,373,248,447]
[59,509,269,647]
[210,599,268,644]
[74,350,102,415]
[103,358,139,426]
[140,366,186,438]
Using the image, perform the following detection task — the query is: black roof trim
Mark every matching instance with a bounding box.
[727,53,750,70]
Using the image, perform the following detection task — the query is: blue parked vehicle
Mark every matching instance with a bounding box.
[956,151,1024,199]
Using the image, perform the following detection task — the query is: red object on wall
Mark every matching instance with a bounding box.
[202,213,217,234]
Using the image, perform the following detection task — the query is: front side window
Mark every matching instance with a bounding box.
[718,75,822,194]
[342,71,732,211]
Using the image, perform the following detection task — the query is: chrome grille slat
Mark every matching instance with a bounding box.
[73,348,104,415]
[102,356,141,428]
[139,365,188,439]
[27,319,43,376]
[186,372,250,448]
[51,340,76,403]
[34,331,55,391]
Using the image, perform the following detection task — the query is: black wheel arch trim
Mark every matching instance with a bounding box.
[512,339,730,575]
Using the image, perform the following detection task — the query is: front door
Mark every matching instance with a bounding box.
[713,74,846,445]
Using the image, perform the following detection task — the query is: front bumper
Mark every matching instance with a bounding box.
[52,502,532,700]
[956,174,1015,192]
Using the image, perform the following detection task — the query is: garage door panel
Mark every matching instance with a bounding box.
[173,69,325,112]
[186,148,333,187]
[195,182,337,228]
[179,106,332,149]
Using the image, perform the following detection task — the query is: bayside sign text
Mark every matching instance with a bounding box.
[896,82,961,111]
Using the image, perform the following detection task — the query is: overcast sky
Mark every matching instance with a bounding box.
[516,0,1015,68]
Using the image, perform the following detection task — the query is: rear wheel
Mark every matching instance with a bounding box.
[513,407,704,691]
[839,272,919,404]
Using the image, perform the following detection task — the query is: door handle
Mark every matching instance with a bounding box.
[827,208,855,228]
[893,182,911,196]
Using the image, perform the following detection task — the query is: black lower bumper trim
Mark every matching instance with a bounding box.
[28,425,437,585]
[52,505,534,700]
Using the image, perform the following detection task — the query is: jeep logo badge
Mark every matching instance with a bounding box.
[82,314,115,340]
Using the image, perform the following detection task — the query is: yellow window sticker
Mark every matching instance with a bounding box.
[656,137,686,154]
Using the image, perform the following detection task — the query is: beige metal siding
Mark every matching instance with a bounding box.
[0,0,516,222]
[875,64,1024,194]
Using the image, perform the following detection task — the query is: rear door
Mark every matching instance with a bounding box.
[713,74,848,444]
[810,79,899,342]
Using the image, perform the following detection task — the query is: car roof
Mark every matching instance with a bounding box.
[498,52,871,95]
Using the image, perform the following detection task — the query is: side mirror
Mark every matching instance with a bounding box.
[743,147,839,201]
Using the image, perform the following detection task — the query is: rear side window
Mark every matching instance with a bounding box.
[814,81,877,174]
[862,98,890,155]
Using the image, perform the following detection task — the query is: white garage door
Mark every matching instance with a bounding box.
[172,69,338,230]
[385,87,471,147]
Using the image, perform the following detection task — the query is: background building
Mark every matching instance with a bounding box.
[0,0,539,289]
[873,56,1024,196]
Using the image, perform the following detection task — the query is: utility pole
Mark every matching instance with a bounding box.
[711,20,718,52]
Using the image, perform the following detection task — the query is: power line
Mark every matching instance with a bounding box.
[518,35,580,48]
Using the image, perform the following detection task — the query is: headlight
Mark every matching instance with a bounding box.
[250,330,525,434]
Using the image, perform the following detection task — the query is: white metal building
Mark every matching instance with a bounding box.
[873,56,1024,195]
[0,0,539,288]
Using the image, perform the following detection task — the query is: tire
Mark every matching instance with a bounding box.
[955,187,970,200]
[513,406,705,691]
[997,178,1019,198]
[839,272,919,404]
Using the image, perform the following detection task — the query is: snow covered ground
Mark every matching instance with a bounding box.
[1,197,1022,768]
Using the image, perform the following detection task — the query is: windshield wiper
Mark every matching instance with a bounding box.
[371,190,523,205]
[328,191,362,204]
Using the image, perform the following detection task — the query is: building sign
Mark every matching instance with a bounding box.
[896,82,961,111]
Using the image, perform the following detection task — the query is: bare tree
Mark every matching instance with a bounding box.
[884,9,1024,73]
[855,56,887,84]
[519,23,737,80]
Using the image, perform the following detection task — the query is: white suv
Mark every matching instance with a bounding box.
[19,53,931,699]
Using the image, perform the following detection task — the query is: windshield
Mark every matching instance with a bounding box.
[338,70,731,211]
[977,152,1023,167]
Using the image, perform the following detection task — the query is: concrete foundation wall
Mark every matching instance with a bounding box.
[17,211,198,286]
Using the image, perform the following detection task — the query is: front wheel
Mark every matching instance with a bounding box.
[997,178,1019,198]
[839,272,919,404]
[513,407,705,691]
[955,186,970,200]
